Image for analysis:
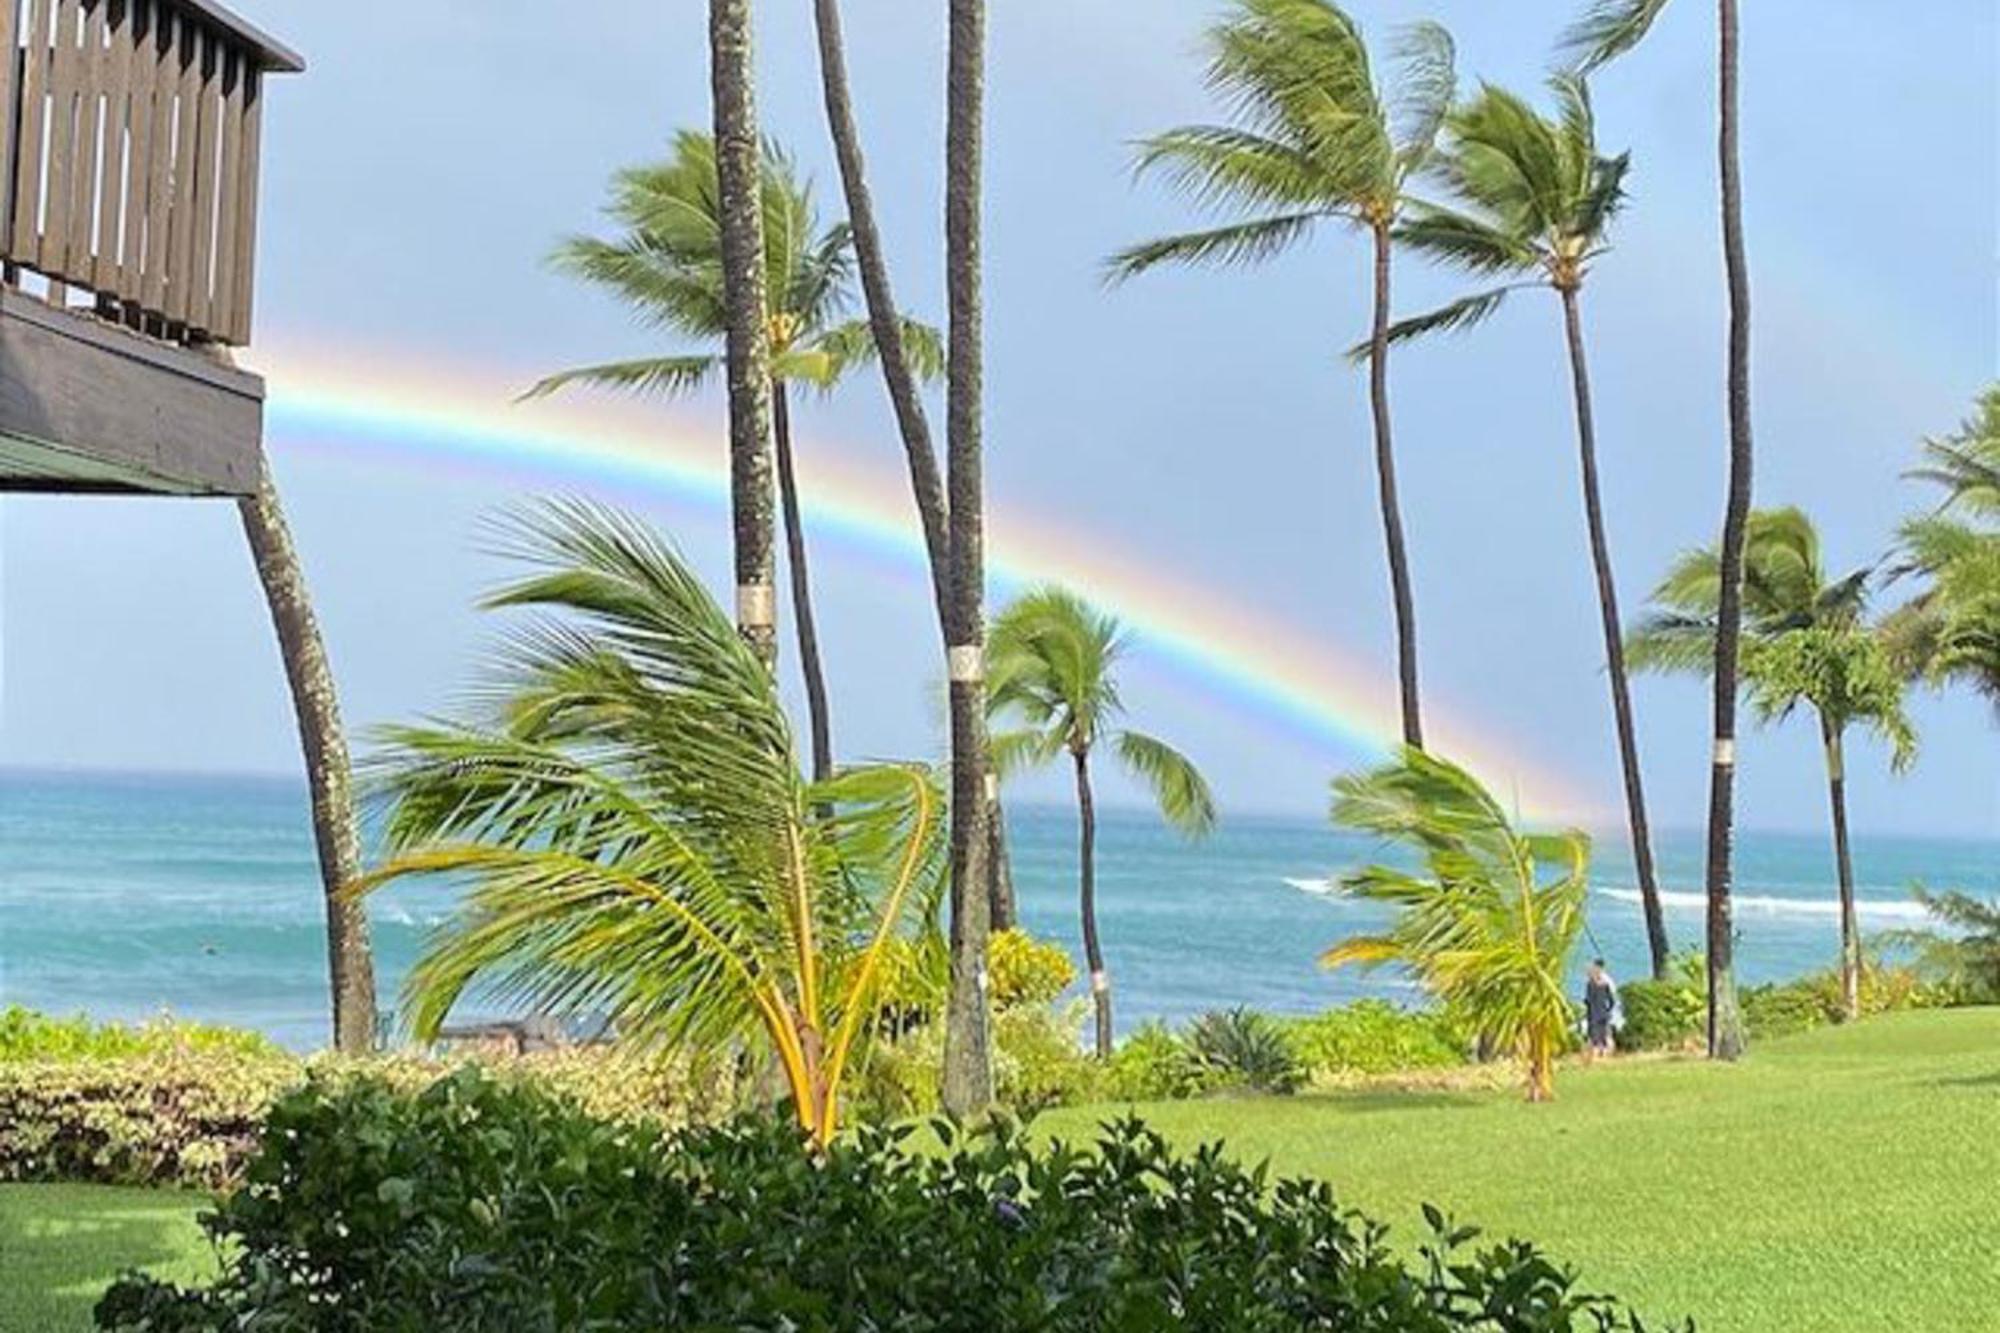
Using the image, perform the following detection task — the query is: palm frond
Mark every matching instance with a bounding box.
[1389,20,1456,174]
[1350,285,1521,361]
[518,355,720,403]
[1114,731,1218,837]
[1106,211,1323,283]
[1560,0,1674,74]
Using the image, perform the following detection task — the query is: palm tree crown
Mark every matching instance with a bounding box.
[1382,77,1630,345]
[1108,0,1454,279]
[1887,388,2000,709]
[528,130,941,402]
[359,502,941,1147]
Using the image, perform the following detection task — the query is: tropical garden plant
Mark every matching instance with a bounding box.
[1629,507,1915,1019]
[356,502,942,1147]
[1321,748,1590,1101]
[1380,75,1671,978]
[987,588,1217,1057]
[1567,0,1759,1062]
[1876,887,2000,1004]
[1113,0,1456,750]
[529,132,943,784]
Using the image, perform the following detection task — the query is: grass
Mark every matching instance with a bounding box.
[3,1011,1995,1331]
[1045,1007,2000,1332]
[0,1185,214,1333]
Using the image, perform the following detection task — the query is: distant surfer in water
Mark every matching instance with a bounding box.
[1582,959,1621,1061]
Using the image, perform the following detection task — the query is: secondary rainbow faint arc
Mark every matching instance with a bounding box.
[254,346,1596,821]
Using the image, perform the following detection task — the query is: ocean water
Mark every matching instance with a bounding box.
[3,768,1995,1050]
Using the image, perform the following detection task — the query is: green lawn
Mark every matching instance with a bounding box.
[0,1185,213,1333]
[1046,1007,2000,1332]
[4,1012,1996,1331]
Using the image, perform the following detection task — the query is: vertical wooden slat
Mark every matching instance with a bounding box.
[210,42,239,336]
[0,0,24,243]
[161,4,193,323]
[40,0,79,275]
[225,57,254,342]
[91,0,128,290]
[65,0,104,281]
[113,0,148,303]
[138,0,168,309]
[12,0,50,260]
[184,15,214,332]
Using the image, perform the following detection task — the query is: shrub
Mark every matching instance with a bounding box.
[1185,1008,1306,1095]
[1283,1000,1468,1078]
[853,1002,1100,1120]
[0,1006,286,1063]
[100,1069,1681,1332]
[988,929,1078,1009]
[1103,1021,1215,1102]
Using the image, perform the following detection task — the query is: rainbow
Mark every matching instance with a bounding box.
[252,339,1598,821]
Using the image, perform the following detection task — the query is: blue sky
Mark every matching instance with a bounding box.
[0,0,1994,837]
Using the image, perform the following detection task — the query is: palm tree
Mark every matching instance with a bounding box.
[237,458,375,1055]
[987,588,1217,1057]
[1876,887,2000,1004]
[1381,78,1670,978]
[807,0,994,1116]
[358,503,942,1149]
[526,132,943,783]
[937,0,998,1118]
[1567,0,1756,1062]
[1322,748,1589,1102]
[1887,389,2000,708]
[1112,0,1455,750]
[707,0,777,665]
[1628,509,1914,1019]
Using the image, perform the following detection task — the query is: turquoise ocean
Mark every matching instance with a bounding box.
[3,768,1995,1051]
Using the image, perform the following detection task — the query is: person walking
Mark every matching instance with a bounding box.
[1583,959,1623,1061]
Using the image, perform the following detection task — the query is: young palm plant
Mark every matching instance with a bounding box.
[357,502,943,1148]
[1567,0,1758,1062]
[1112,0,1456,750]
[987,588,1216,1058]
[1887,389,2000,708]
[528,131,943,784]
[1628,508,1915,1020]
[1322,748,1590,1102]
[1378,77,1671,979]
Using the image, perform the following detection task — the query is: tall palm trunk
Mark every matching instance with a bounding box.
[1073,747,1112,1058]
[809,0,951,619]
[238,457,376,1054]
[939,0,996,1117]
[1820,714,1862,1020]
[1367,219,1423,750]
[1560,284,1669,979]
[987,789,1018,931]
[772,383,833,781]
[1703,0,1753,1060]
[709,0,777,665]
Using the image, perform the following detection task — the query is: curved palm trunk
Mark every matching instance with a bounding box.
[1560,286,1669,979]
[1820,715,1862,1019]
[772,383,834,781]
[939,0,996,1118]
[808,0,951,625]
[710,0,777,666]
[1368,221,1423,750]
[1073,748,1111,1058]
[238,458,376,1054]
[1525,1029,1555,1103]
[987,788,1018,932]
[1703,0,1753,1061]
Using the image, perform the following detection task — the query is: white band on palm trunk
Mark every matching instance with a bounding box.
[1713,738,1736,767]
[736,583,775,628]
[983,772,999,801]
[947,646,983,683]
[1090,970,1109,995]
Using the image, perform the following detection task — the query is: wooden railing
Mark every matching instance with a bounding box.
[0,0,299,348]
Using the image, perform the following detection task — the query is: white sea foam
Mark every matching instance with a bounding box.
[1595,887,1933,923]
[1284,876,1344,899]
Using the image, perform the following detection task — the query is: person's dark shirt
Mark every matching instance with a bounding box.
[1584,976,1617,1023]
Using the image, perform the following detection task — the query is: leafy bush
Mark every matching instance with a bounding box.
[1618,955,1708,1052]
[1186,1008,1306,1095]
[854,1002,1100,1120]
[1618,954,1953,1052]
[1103,1021,1216,1102]
[988,928,1078,1009]
[0,1006,286,1063]
[1283,1000,1469,1078]
[0,1010,733,1189]
[100,1069,1681,1332]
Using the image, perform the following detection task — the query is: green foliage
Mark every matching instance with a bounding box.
[1324,749,1590,1100]
[1614,954,1954,1052]
[1103,1022,1218,1102]
[855,1002,1100,1121]
[1185,1008,1307,1094]
[1875,886,2000,1003]
[1616,954,1708,1052]
[1283,1000,1469,1077]
[1888,386,2000,708]
[0,1008,286,1064]
[987,928,1078,1009]
[99,1068,1675,1332]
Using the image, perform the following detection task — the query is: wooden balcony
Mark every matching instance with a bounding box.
[0,0,298,495]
